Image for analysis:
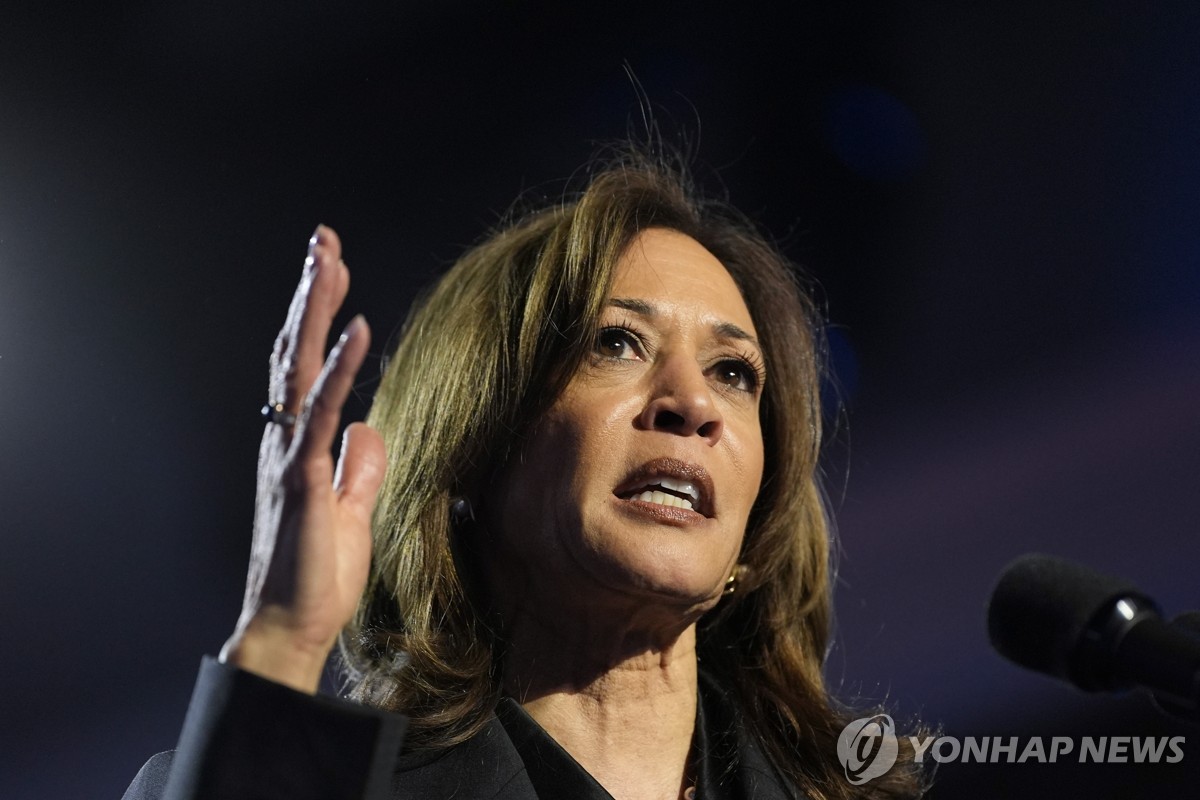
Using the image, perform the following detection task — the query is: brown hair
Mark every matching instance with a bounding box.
[342,150,924,798]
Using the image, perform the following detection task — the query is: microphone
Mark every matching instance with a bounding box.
[987,554,1200,721]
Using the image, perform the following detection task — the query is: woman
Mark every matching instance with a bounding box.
[125,152,924,799]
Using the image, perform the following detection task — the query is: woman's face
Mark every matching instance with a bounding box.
[488,228,765,617]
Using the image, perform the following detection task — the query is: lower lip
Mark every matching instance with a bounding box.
[614,496,710,526]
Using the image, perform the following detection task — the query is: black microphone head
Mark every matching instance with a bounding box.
[987,554,1150,688]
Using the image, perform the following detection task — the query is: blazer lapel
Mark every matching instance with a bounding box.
[391,715,537,799]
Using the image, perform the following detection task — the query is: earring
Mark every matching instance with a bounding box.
[724,564,748,595]
[450,496,474,524]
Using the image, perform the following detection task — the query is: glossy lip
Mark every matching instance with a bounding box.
[612,457,715,518]
[616,496,709,527]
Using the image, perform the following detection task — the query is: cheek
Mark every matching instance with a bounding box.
[724,416,766,510]
[748,433,766,499]
[550,386,643,465]
[497,407,608,530]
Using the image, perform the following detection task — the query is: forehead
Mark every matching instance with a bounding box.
[611,229,757,335]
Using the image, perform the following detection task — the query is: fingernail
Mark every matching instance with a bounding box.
[304,226,325,274]
[340,314,366,344]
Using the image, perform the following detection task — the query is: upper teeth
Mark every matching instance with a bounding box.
[655,476,700,503]
[629,476,701,511]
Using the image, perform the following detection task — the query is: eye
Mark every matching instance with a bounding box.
[595,327,642,361]
[712,358,762,393]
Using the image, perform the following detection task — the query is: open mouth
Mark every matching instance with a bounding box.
[614,458,714,517]
[620,477,701,511]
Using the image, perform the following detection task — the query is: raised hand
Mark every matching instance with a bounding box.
[219,226,386,694]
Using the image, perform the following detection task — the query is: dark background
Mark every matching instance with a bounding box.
[2,2,1198,797]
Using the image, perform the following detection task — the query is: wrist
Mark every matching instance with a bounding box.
[219,615,334,695]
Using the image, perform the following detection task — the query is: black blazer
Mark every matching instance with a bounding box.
[123,658,801,800]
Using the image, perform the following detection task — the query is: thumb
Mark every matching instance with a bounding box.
[334,422,387,516]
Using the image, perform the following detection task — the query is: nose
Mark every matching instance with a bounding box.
[637,354,724,445]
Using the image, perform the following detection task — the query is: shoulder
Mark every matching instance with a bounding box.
[122,751,174,800]
[121,726,537,800]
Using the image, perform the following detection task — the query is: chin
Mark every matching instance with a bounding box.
[568,506,739,610]
[604,557,728,610]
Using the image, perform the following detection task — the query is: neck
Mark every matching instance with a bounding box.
[501,603,701,800]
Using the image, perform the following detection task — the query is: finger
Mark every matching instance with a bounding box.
[282,228,343,407]
[270,226,345,415]
[333,254,350,313]
[289,230,350,403]
[334,422,387,517]
[292,314,371,470]
[269,228,321,398]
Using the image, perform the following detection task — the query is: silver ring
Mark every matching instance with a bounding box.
[261,402,298,427]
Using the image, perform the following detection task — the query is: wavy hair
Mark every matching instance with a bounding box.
[342,150,924,799]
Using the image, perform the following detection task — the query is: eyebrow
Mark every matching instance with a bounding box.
[608,297,762,350]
